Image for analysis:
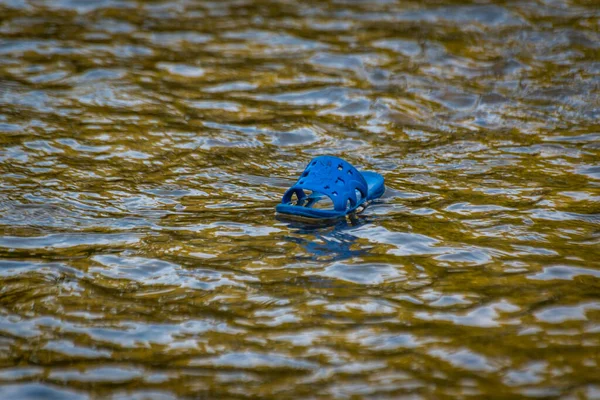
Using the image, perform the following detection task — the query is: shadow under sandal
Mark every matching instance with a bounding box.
[276,155,385,219]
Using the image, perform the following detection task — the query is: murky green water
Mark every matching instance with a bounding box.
[1,0,599,398]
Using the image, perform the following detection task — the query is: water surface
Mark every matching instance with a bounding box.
[1,0,599,398]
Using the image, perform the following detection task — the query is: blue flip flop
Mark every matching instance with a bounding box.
[276,155,385,219]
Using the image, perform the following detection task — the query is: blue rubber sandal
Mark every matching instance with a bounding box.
[276,155,385,219]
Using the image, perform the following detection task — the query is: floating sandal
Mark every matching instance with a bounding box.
[276,155,385,219]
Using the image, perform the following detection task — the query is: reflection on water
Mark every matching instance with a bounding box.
[1,0,599,398]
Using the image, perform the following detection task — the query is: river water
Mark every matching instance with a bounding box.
[1,0,599,398]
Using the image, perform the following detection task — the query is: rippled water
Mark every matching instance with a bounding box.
[1,0,599,398]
